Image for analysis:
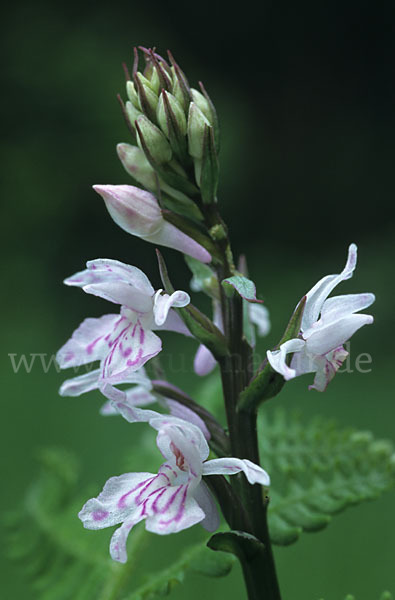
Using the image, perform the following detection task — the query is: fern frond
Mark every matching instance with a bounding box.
[5,447,234,600]
[259,411,395,546]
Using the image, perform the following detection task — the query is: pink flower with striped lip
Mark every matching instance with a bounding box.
[56,259,190,387]
[78,412,270,563]
[267,244,375,391]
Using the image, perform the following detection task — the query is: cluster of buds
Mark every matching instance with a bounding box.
[118,47,219,211]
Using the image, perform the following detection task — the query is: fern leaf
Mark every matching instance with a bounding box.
[4,447,234,600]
[258,411,395,546]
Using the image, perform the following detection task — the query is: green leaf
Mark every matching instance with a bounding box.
[222,275,261,304]
[207,530,264,561]
[4,447,235,600]
[184,255,219,298]
[258,411,395,546]
[238,297,307,411]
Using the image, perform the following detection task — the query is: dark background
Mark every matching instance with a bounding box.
[2,1,394,598]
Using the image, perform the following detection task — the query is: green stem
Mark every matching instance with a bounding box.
[201,200,281,599]
[218,269,282,600]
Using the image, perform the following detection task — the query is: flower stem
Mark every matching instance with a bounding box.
[201,200,281,598]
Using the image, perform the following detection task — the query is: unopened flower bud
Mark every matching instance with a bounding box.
[116,143,157,191]
[191,88,212,121]
[157,91,187,138]
[187,103,211,159]
[125,101,143,129]
[93,184,211,263]
[126,81,140,109]
[136,115,172,165]
[148,67,160,94]
[135,72,158,121]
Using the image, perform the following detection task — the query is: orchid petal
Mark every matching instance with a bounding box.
[194,343,217,376]
[56,314,119,368]
[320,293,375,325]
[156,422,208,477]
[305,313,374,356]
[165,399,211,440]
[79,472,156,530]
[193,299,222,375]
[153,290,190,327]
[202,458,270,486]
[302,243,358,331]
[153,309,192,336]
[82,259,154,312]
[59,368,101,397]
[100,383,160,422]
[290,348,318,376]
[249,304,271,337]
[101,321,162,384]
[145,220,211,263]
[100,385,156,416]
[308,347,349,392]
[267,338,306,380]
[144,484,205,535]
[193,481,220,532]
[110,517,141,563]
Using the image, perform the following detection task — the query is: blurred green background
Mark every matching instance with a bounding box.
[2,1,394,598]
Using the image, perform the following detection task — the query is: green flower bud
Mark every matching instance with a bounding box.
[136,115,172,165]
[191,88,212,122]
[126,81,140,109]
[148,67,160,94]
[187,102,211,159]
[171,66,190,112]
[117,143,157,190]
[125,100,143,130]
[157,91,187,138]
[135,72,159,123]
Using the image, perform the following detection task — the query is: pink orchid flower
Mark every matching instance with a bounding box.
[267,244,375,391]
[56,259,190,387]
[79,412,270,563]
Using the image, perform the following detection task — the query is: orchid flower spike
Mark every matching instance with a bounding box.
[93,184,211,263]
[267,244,375,391]
[78,414,270,563]
[56,259,190,388]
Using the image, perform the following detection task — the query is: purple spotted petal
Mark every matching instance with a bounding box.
[79,471,156,530]
[101,320,162,384]
[144,483,205,535]
[56,314,119,368]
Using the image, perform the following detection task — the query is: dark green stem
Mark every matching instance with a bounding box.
[200,200,281,599]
